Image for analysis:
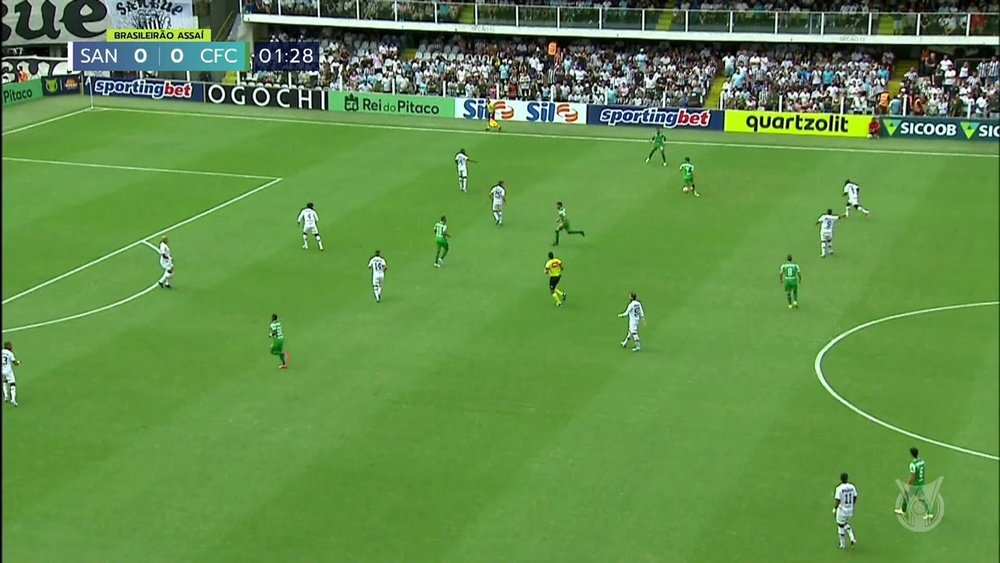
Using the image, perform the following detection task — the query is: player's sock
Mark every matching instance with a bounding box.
[646,149,655,161]
[440,247,449,261]
[660,151,667,164]
[568,230,585,237]
[551,292,561,305]
[315,235,324,250]
[302,234,308,248]
[859,206,870,215]
[622,335,629,347]
[838,527,846,548]
[555,289,565,300]
[554,230,560,245]
[845,524,855,543]
[792,288,798,302]
[844,206,850,218]
[493,211,499,223]
[2,382,7,402]
[633,336,640,351]
[374,287,381,302]
[9,384,16,404]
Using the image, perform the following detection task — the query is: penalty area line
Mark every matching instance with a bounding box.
[2,177,283,305]
[2,241,163,333]
[814,301,1000,462]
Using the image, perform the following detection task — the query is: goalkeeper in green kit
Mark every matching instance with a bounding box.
[779,255,800,309]
[646,130,667,166]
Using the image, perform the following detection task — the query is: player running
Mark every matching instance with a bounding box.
[646,130,667,165]
[553,202,585,246]
[619,293,646,351]
[817,208,846,258]
[780,255,801,309]
[297,202,324,251]
[833,473,858,550]
[269,314,289,369]
[490,181,506,225]
[434,215,451,267]
[157,236,174,289]
[2,341,21,406]
[679,157,699,197]
[894,447,935,520]
[368,250,387,303]
[544,251,566,307]
[455,149,476,193]
[843,179,870,217]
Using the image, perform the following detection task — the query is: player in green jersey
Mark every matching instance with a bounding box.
[553,202,586,246]
[269,313,289,369]
[679,157,699,197]
[895,447,934,520]
[779,255,801,309]
[646,130,667,165]
[434,215,451,267]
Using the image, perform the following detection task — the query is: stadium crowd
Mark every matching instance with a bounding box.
[244,30,717,107]
[242,28,999,117]
[719,47,896,114]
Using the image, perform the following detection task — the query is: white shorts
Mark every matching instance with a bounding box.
[629,323,640,336]
[492,202,504,212]
[458,169,467,179]
[160,259,173,271]
[847,196,860,207]
[821,232,833,243]
[303,225,319,235]
[836,508,854,525]
[372,274,384,288]
[3,372,15,385]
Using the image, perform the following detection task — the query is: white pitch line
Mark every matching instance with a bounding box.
[3,157,275,180]
[102,106,1000,160]
[815,301,1000,462]
[1,107,93,137]
[2,177,283,305]
[140,240,159,251]
[3,283,160,333]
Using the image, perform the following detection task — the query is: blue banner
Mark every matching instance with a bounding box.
[41,74,82,96]
[586,105,724,131]
[880,116,999,142]
[84,77,205,102]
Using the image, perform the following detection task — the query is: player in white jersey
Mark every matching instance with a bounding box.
[618,292,646,352]
[489,181,507,225]
[455,149,476,193]
[297,202,324,251]
[833,473,858,549]
[843,180,870,217]
[367,250,388,303]
[817,208,846,258]
[2,341,21,406]
[157,236,174,289]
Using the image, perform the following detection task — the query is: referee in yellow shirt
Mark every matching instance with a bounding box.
[544,251,566,306]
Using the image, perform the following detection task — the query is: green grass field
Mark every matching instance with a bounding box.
[3,95,998,562]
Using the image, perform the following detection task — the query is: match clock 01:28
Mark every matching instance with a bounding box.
[252,42,320,72]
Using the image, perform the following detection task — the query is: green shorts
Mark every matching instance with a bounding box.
[653,144,665,151]
[784,280,798,292]
[271,338,284,354]
[557,221,571,232]
[436,237,449,249]
[683,175,694,185]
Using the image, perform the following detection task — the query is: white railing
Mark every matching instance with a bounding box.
[253,1,999,39]
[718,91,995,119]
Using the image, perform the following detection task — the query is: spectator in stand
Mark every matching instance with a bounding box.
[868,116,881,139]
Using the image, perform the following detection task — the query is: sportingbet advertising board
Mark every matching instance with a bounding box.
[456,98,587,125]
[587,105,724,130]
[86,77,204,102]
[330,91,451,117]
[880,117,1000,142]
[724,110,870,138]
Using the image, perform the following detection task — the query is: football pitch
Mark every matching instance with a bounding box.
[3,96,998,562]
